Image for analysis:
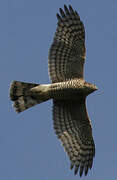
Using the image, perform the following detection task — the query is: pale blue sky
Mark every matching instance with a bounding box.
[0,0,117,179]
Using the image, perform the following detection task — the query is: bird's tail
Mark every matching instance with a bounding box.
[10,81,51,113]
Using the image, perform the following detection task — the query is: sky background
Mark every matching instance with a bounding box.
[0,0,117,179]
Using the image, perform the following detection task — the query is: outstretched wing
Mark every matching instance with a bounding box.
[53,100,95,176]
[48,5,86,83]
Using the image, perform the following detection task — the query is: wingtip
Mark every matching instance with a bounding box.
[69,5,74,13]
[70,163,74,170]
[64,4,67,9]
[74,165,79,175]
[79,166,84,177]
[56,13,61,21]
[59,7,65,17]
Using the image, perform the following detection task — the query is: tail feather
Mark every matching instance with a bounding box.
[10,81,50,113]
[10,81,39,101]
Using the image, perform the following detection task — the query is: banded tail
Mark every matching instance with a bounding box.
[10,81,51,113]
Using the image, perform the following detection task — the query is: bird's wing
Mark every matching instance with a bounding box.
[48,5,86,83]
[53,100,95,176]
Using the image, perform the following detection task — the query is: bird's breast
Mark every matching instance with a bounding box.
[50,79,86,100]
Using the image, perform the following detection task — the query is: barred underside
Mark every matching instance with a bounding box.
[50,78,85,100]
[53,100,95,176]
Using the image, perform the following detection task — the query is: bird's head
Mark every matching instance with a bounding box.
[84,82,98,96]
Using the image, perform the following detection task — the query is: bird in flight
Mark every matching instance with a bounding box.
[10,5,98,177]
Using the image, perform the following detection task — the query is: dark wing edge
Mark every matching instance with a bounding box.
[48,5,86,83]
[53,100,95,176]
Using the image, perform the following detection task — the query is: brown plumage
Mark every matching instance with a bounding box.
[9,5,98,176]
